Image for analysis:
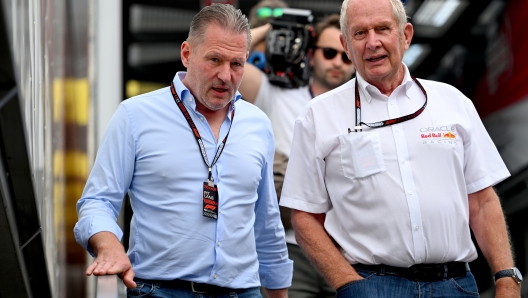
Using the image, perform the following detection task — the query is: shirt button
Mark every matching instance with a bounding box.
[213,274,217,279]
[217,242,220,246]
[401,160,406,164]
[396,128,400,133]
[409,190,413,195]
[218,208,222,213]
[200,117,204,121]
[414,225,419,231]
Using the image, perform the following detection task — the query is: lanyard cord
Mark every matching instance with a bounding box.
[354,75,427,132]
[170,83,234,181]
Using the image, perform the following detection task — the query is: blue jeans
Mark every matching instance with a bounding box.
[127,281,262,298]
[336,269,479,298]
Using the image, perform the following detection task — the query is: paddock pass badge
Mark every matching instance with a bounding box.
[203,180,219,219]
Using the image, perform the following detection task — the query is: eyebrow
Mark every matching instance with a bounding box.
[206,51,246,63]
[351,21,394,31]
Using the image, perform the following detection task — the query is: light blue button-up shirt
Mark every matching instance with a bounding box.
[74,72,292,289]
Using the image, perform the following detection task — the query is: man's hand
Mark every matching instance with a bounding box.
[292,210,362,290]
[86,231,136,288]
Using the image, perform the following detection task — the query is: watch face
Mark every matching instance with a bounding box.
[514,267,523,281]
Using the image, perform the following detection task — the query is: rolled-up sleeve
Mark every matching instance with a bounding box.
[74,104,136,256]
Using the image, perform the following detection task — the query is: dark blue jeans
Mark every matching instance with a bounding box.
[337,269,479,298]
[127,281,262,298]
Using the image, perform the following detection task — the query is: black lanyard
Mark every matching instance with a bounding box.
[170,83,234,182]
[354,75,427,132]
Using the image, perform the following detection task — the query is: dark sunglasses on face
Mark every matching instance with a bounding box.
[314,46,352,64]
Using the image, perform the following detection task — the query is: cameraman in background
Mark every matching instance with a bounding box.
[247,0,289,53]
[240,3,356,297]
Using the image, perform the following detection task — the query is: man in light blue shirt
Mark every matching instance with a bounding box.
[74,4,292,298]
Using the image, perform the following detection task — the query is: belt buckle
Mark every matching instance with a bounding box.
[191,282,207,294]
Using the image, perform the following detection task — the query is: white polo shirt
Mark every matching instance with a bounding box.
[254,76,312,158]
[280,65,510,267]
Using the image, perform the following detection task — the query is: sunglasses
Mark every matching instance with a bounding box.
[314,46,352,64]
[256,7,284,19]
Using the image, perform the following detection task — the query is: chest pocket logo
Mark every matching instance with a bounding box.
[339,132,386,179]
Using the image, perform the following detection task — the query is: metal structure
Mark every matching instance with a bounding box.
[0,2,52,297]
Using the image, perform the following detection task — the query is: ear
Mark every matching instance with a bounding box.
[181,41,191,68]
[403,23,414,50]
[340,34,351,61]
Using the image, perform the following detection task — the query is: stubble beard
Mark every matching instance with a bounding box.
[319,69,348,91]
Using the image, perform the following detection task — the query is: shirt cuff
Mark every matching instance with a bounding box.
[74,215,123,257]
[279,196,328,214]
[259,259,294,289]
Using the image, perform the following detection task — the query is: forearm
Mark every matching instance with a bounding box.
[291,210,361,289]
[469,187,514,272]
[89,231,124,256]
[250,24,271,52]
[263,288,287,298]
[469,187,520,295]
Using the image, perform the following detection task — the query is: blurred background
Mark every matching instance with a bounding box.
[0,0,527,297]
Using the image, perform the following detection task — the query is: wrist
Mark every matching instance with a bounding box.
[494,267,523,285]
[333,273,363,290]
[495,277,521,296]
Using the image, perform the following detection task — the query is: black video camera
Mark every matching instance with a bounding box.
[265,8,314,89]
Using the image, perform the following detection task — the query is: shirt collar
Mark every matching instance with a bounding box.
[172,71,241,112]
[401,63,414,98]
[355,63,414,103]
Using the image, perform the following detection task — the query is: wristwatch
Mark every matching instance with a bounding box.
[494,267,523,284]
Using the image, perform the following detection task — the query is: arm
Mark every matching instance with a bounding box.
[254,128,294,291]
[239,24,271,103]
[263,288,288,298]
[291,210,362,290]
[74,104,136,287]
[87,232,136,288]
[468,186,520,297]
[249,23,271,52]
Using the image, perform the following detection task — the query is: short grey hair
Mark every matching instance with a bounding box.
[340,0,408,40]
[188,4,252,51]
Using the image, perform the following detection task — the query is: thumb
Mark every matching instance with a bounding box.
[122,268,136,289]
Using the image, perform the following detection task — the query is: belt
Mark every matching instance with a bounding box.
[134,277,241,294]
[353,262,470,282]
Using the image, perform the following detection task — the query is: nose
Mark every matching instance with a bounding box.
[217,63,231,82]
[331,52,344,66]
[365,30,381,50]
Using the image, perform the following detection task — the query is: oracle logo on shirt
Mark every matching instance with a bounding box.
[419,126,458,145]
[419,125,456,133]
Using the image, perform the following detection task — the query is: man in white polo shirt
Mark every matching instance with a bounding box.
[279,0,521,297]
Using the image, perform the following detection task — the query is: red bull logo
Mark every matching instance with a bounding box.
[443,132,456,139]
[421,133,442,138]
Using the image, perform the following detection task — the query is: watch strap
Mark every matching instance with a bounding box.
[494,267,523,284]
